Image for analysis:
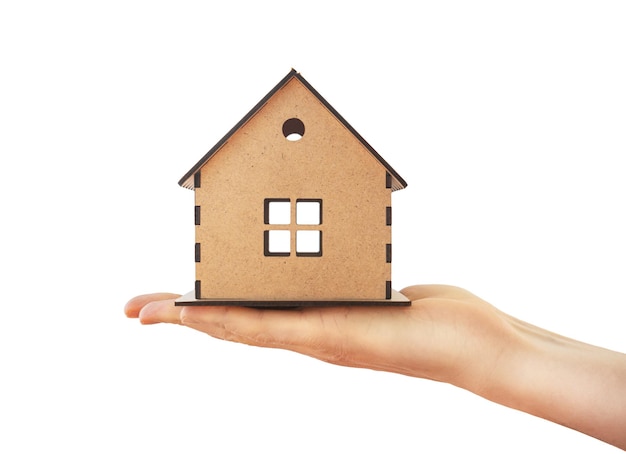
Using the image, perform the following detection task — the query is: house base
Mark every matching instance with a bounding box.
[175,290,411,307]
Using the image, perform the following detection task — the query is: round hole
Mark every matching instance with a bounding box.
[282,118,305,141]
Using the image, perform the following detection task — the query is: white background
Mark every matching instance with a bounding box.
[1,1,625,452]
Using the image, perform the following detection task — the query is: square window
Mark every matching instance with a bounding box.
[263,198,323,258]
[265,199,290,225]
[296,199,322,225]
[296,230,322,256]
[265,230,290,256]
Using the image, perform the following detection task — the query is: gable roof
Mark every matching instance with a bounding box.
[179,69,408,191]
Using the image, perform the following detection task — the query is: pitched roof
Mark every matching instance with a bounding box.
[179,69,408,191]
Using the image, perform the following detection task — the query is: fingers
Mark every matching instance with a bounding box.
[124,293,182,324]
[179,305,338,357]
[139,299,184,325]
[179,306,301,344]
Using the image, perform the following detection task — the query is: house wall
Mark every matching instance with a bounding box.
[194,78,392,301]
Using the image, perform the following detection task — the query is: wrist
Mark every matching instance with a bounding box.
[467,313,626,449]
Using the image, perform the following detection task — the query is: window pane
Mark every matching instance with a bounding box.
[268,230,290,253]
[268,201,290,224]
[296,230,321,254]
[296,200,321,225]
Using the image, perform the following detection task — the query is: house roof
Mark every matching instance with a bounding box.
[179,69,408,191]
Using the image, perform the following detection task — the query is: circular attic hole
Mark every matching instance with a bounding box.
[282,118,305,141]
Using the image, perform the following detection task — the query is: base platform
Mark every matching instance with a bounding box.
[175,290,411,307]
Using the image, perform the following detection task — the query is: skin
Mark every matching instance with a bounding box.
[125,285,626,450]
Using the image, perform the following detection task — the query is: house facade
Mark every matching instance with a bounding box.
[177,70,407,306]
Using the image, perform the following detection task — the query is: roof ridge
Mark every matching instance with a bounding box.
[178,70,407,191]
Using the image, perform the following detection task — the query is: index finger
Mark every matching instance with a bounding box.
[124,292,181,318]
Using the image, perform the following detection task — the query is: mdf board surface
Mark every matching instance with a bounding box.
[194,78,392,300]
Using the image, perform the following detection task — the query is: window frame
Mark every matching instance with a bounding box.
[263,198,323,257]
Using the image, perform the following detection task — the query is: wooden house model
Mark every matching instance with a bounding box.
[175,70,409,307]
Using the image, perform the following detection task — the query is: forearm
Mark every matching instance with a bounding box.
[468,315,626,449]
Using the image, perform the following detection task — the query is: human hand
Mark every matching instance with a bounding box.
[125,285,626,449]
[124,285,515,389]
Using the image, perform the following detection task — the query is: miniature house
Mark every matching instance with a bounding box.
[175,69,409,307]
